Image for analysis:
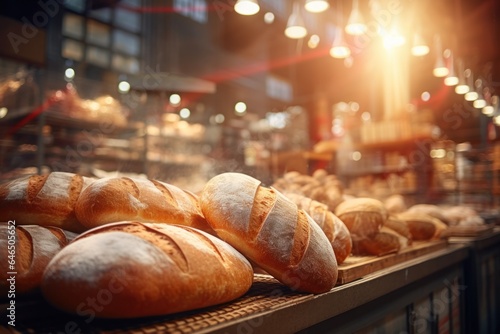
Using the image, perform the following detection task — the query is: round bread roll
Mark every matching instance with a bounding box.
[75,176,214,234]
[0,224,77,295]
[335,197,387,238]
[0,172,94,232]
[41,222,253,318]
[200,172,337,294]
[283,192,352,265]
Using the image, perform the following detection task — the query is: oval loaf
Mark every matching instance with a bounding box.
[0,172,94,232]
[283,192,352,265]
[0,224,77,295]
[75,176,214,234]
[41,221,253,318]
[200,172,338,294]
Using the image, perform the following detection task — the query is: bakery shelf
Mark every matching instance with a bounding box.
[0,244,470,334]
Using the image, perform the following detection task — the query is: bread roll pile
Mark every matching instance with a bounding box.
[272,169,344,212]
[51,84,128,127]
[283,192,352,265]
[0,171,344,319]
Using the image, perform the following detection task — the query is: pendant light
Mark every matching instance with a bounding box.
[473,79,487,109]
[454,59,469,94]
[464,70,478,101]
[330,1,350,58]
[411,32,429,56]
[486,95,499,119]
[432,35,448,77]
[444,50,459,86]
[345,0,367,35]
[285,2,308,39]
[234,0,260,16]
[305,0,330,13]
[330,31,351,58]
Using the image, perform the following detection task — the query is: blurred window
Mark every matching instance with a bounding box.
[61,1,142,74]
[174,0,208,23]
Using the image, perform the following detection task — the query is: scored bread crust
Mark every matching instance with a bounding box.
[283,192,352,265]
[335,197,388,238]
[75,176,214,234]
[199,172,338,294]
[41,222,253,318]
[0,172,94,232]
[0,224,77,295]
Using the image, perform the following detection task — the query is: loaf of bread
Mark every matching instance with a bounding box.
[406,204,450,225]
[0,224,77,295]
[200,172,337,294]
[41,222,253,318]
[283,192,352,265]
[384,216,413,243]
[272,169,344,212]
[396,212,447,240]
[75,176,214,234]
[383,194,407,214]
[0,172,94,232]
[335,197,387,239]
[352,227,402,256]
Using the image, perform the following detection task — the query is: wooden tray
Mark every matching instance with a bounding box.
[337,240,448,285]
[440,224,494,238]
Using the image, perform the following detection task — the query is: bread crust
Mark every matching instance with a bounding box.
[41,222,253,318]
[335,197,387,238]
[283,192,352,265]
[0,224,77,295]
[395,211,449,240]
[200,172,337,294]
[0,172,93,232]
[75,176,214,234]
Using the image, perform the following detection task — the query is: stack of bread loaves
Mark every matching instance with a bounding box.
[272,169,344,212]
[0,171,341,319]
[334,196,449,257]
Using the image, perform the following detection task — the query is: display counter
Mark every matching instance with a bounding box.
[1,242,472,334]
[449,228,500,334]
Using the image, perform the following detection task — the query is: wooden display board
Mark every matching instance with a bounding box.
[337,240,448,285]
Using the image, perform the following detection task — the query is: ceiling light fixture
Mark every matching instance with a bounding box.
[234,0,260,16]
[285,2,308,39]
[305,0,330,13]
[473,79,487,109]
[345,0,367,35]
[432,35,449,77]
[330,0,350,58]
[411,32,429,56]
[444,50,459,86]
[454,59,469,94]
[464,70,478,101]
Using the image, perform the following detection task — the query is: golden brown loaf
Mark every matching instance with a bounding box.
[384,216,413,243]
[75,176,214,234]
[396,212,447,240]
[282,192,352,265]
[272,169,344,212]
[352,227,402,257]
[200,172,338,294]
[406,204,450,225]
[41,222,253,318]
[0,224,77,295]
[0,172,94,232]
[335,197,388,239]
